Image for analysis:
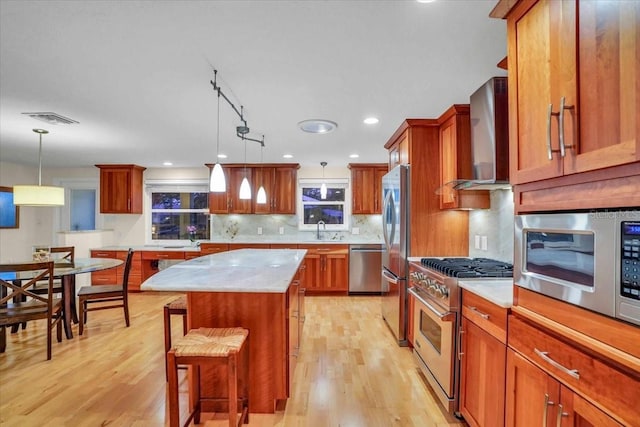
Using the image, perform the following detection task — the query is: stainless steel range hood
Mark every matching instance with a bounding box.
[454,76,510,190]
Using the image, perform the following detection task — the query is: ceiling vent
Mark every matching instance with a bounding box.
[22,112,79,125]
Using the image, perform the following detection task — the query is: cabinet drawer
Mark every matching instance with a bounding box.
[141,251,185,260]
[298,244,348,255]
[509,315,640,425]
[199,244,229,255]
[91,269,116,285]
[462,291,508,344]
[91,250,116,259]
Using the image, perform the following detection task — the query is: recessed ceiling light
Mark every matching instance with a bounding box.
[163,161,173,166]
[349,154,360,158]
[217,154,227,159]
[298,119,338,134]
[363,117,379,125]
[283,154,293,159]
[417,0,436,3]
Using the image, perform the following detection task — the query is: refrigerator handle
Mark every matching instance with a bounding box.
[382,190,395,251]
[382,269,399,284]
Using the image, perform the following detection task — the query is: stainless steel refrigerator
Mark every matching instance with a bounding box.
[381,164,409,346]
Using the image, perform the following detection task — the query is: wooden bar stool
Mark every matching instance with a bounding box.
[167,327,250,427]
[164,295,188,381]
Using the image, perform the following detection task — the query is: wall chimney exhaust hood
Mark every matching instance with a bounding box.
[454,76,510,190]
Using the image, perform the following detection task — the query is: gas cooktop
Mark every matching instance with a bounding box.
[420,257,513,278]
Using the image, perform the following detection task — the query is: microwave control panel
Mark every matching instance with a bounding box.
[621,221,640,301]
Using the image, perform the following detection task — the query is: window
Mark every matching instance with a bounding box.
[298,178,350,231]
[146,181,209,243]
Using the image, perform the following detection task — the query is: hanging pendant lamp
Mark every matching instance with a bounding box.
[256,143,267,204]
[13,129,65,206]
[210,84,226,192]
[239,138,252,200]
[320,161,328,200]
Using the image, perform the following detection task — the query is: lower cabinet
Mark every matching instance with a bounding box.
[90,250,142,291]
[505,349,622,427]
[198,243,229,255]
[298,245,349,294]
[459,290,508,427]
[140,251,185,283]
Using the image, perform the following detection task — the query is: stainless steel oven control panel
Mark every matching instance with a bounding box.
[621,221,640,301]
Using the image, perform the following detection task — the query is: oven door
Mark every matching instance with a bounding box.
[409,288,457,413]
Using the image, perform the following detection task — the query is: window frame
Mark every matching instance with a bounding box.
[297,178,350,231]
[145,179,210,245]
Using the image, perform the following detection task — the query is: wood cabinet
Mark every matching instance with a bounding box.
[505,300,640,426]
[208,163,299,215]
[95,164,145,214]
[298,244,348,294]
[287,276,305,396]
[459,290,508,427]
[253,165,299,214]
[387,130,409,169]
[90,249,142,291]
[140,250,185,282]
[437,105,489,210]
[198,243,229,255]
[384,119,469,257]
[228,243,270,250]
[493,0,640,212]
[348,163,388,214]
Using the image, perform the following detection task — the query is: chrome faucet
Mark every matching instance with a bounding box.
[316,220,326,240]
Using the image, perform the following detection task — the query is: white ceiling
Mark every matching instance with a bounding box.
[0,0,506,170]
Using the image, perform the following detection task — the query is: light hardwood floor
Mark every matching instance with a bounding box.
[0,292,465,427]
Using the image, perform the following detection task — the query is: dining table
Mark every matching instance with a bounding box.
[8,257,123,339]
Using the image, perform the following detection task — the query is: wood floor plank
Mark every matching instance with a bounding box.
[0,292,465,426]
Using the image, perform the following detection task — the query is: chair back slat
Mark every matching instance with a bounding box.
[0,262,54,307]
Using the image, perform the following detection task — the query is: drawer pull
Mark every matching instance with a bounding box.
[534,348,580,380]
[469,306,490,320]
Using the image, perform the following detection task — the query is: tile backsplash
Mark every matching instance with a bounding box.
[468,189,514,263]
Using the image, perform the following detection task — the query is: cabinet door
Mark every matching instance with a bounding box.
[508,0,566,184]
[324,253,349,291]
[303,253,322,291]
[252,167,274,214]
[209,167,230,214]
[559,386,623,427]
[228,167,253,214]
[374,166,387,213]
[439,115,460,209]
[564,0,639,174]
[506,349,559,427]
[351,167,377,214]
[272,167,297,214]
[459,317,506,427]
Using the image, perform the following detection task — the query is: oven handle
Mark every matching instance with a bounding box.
[381,269,399,285]
[409,288,455,322]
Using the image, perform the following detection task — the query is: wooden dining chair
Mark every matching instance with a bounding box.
[0,261,64,360]
[31,246,76,311]
[77,248,133,335]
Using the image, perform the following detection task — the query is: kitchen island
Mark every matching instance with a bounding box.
[141,249,307,413]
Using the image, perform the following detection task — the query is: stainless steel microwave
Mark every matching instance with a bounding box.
[514,211,640,326]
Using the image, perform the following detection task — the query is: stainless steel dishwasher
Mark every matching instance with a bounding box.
[349,244,384,294]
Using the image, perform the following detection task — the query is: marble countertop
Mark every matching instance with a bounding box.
[140,248,307,293]
[458,279,514,308]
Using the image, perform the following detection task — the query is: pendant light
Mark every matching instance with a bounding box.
[239,138,252,199]
[256,143,267,204]
[209,78,226,192]
[13,129,65,206]
[320,161,328,200]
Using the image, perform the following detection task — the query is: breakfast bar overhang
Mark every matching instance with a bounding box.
[141,248,307,413]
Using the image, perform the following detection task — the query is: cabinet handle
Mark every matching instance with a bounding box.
[543,393,555,427]
[534,348,580,379]
[128,199,131,211]
[468,306,490,320]
[458,328,464,360]
[558,96,575,158]
[547,103,561,160]
[95,252,109,257]
[556,404,569,427]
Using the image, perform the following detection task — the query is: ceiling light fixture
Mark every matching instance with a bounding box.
[163,161,173,166]
[239,138,251,200]
[283,154,293,159]
[217,154,228,159]
[21,112,79,126]
[363,117,379,125]
[298,119,338,134]
[13,129,65,206]
[256,144,267,204]
[320,161,328,200]
[210,81,226,192]
[349,154,360,159]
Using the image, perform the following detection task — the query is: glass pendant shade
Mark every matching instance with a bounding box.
[210,162,226,192]
[13,185,65,206]
[320,182,327,200]
[256,185,267,204]
[14,129,65,206]
[239,177,252,199]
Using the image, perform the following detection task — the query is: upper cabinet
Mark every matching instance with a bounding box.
[437,105,489,210]
[493,0,640,212]
[349,163,388,214]
[95,164,146,214]
[207,163,299,215]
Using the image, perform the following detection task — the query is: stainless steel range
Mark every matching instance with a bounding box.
[408,257,513,416]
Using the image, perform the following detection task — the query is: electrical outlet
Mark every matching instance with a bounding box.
[474,235,481,249]
[257,227,263,235]
[279,226,284,235]
[481,235,488,251]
